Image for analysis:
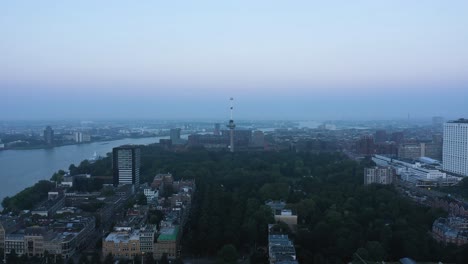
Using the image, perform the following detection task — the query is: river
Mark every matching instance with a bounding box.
[0,123,321,203]
[0,136,169,203]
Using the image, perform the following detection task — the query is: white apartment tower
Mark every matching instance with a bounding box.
[443,119,468,176]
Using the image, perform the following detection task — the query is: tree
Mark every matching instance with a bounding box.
[67,257,75,264]
[6,249,19,264]
[103,253,114,264]
[172,258,184,264]
[137,193,147,205]
[159,253,169,264]
[217,244,238,264]
[50,170,66,183]
[78,254,90,264]
[90,253,101,264]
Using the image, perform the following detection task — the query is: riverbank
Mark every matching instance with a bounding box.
[0,136,170,203]
[0,135,160,151]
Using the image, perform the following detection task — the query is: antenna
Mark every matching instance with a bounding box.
[230,97,234,120]
[227,97,236,152]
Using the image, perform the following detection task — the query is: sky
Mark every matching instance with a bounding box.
[1,1,468,120]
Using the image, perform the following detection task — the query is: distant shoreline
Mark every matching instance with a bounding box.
[0,135,159,151]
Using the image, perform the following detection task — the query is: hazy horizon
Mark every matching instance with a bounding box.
[2,1,468,120]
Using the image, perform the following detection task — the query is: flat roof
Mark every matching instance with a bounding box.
[158,226,179,241]
[105,230,140,243]
[448,118,468,124]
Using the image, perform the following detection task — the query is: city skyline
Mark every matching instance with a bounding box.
[2,1,468,120]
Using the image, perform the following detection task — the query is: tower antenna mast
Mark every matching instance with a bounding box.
[227,97,236,152]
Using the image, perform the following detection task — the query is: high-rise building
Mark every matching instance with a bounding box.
[74,132,91,143]
[356,135,374,156]
[44,126,54,145]
[374,130,387,143]
[443,119,468,176]
[214,123,221,136]
[170,128,181,144]
[112,146,141,187]
[398,143,424,160]
[391,131,404,144]
[364,166,394,185]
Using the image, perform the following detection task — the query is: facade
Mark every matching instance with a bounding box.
[153,226,179,259]
[0,217,19,252]
[143,189,159,204]
[425,142,443,161]
[364,166,394,185]
[4,216,95,259]
[74,132,91,143]
[4,233,25,256]
[44,126,54,145]
[139,225,157,254]
[251,130,265,147]
[356,135,374,156]
[443,119,468,176]
[274,210,297,233]
[214,123,221,135]
[169,128,181,144]
[221,129,251,147]
[374,130,387,143]
[102,227,141,259]
[398,143,424,160]
[0,222,5,251]
[391,132,404,144]
[113,146,141,187]
[268,233,298,264]
[432,217,468,246]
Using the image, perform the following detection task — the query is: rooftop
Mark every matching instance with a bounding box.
[158,226,179,241]
[448,118,468,124]
[105,230,141,243]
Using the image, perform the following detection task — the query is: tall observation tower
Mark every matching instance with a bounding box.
[227,97,236,152]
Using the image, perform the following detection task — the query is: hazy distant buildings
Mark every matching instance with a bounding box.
[398,142,442,161]
[251,130,265,147]
[391,131,405,144]
[170,128,181,144]
[398,143,424,160]
[113,146,141,187]
[433,116,445,128]
[74,132,91,143]
[44,126,54,145]
[357,135,374,156]
[222,129,251,147]
[364,166,394,185]
[214,123,221,135]
[188,129,252,150]
[443,119,468,176]
[374,130,387,143]
[432,217,468,246]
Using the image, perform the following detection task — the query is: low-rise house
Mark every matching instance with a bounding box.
[153,226,180,259]
[432,217,468,246]
[102,227,141,259]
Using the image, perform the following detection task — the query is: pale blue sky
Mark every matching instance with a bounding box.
[1,1,468,120]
